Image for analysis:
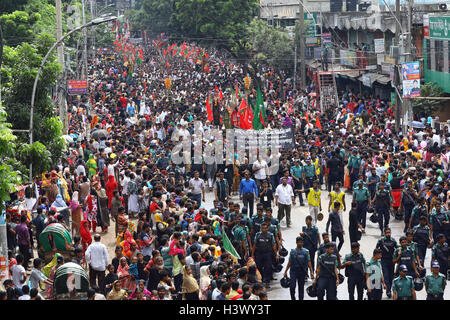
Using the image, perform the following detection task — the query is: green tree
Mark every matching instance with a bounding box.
[412,82,445,118]
[0,11,40,46]
[171,0,258,42]
[0,105,22,211]
[140,0,176,35]
[17,142,53,180]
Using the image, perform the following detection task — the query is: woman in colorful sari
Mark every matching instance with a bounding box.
[106,175,118,208]
[182,265,199,300]
[86,154,97,178]
[46,255,64,299]
[106,280,128,300]
[95,183,110,233]
[69,191,81,237]
[80,219,92,254]
[86,189,99,232]
[117,257,136,293]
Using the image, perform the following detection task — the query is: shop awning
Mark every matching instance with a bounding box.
[357,72,391,85]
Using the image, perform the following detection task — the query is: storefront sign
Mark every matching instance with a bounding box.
[429,15,450,40]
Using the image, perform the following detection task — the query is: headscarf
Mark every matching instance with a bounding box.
[69,191,80,211]
[87,154,97,177]
[182,266,199,294]
[199,266,210,292]
[106,175,118,207]
[117,257,130,277]
[107,280,127,300]
[80,219,92,244]
[51,194,66,208]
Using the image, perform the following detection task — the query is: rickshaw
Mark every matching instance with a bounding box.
[54,262,89,300]
[39,223,73,263]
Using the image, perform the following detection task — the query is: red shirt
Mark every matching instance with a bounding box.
[120,96,127,108]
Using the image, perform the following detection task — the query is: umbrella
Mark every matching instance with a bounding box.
[410,121,425,129]
[91,129,108,140]
[308,92,317,97]
[62,135,74,144]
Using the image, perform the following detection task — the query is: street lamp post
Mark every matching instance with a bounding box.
[28,15,117,183]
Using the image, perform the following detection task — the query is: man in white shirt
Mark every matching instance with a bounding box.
[275,177,295,227]
[11,254,27,293]
[253,155,268,189]
[85,234,109,294]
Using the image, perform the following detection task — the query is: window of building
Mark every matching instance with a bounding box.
[425,39,431,71]
[435,40,444,72]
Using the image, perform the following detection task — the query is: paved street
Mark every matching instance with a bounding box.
[95,186,449,300]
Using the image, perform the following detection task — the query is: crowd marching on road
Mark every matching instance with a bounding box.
[1,41,449,301]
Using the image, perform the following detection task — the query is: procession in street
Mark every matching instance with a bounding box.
[0,0,449,302]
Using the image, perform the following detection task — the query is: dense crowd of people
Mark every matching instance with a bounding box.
[1,40,449,301]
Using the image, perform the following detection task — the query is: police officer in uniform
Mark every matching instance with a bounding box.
[376,227,397,298]
[342,242,366,300]
[430,200,449,243]
[283,237,314,300]
[233,219,251,263]
[317,233,341,266]
[412,216,432,266]
[250,204,265,239]
[263,216,281,252]
[251,222,278,288]
[313,242,339,300]
[431,234,449,279]
[393,236,421,279]
[392,265,416,300]
[408,197,428,231]
[300,215,321,270]
[425,261,447,300]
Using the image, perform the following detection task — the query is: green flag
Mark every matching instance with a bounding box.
[252,87,265,130]
[221,227,241,260]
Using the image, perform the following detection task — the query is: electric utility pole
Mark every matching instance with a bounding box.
[403,0,414,134]
[299,1,306,90]
[394,0,402,132]
[56,0,67,133]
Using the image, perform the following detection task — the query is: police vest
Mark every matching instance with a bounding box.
[433,213,447,233]
[413,226,430,246]
[291,248,309,272]
[434,244,449,264]
[318,253,337,278]
[379,238,396,259]
[398,248,414,271]
[345,253,365,278]
[303,226,319,248]
[251,216,264,234]
[254,232,273,253]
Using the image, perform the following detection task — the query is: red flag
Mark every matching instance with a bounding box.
[219,90,223,101]
[316,117,322,130]
[215,85,219,94]
[305,112,310,124]
[246,100,254,129]
[238,99,252,130]
[260,109,265,127]
[166,62,170,68]
[206,95,213,122]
